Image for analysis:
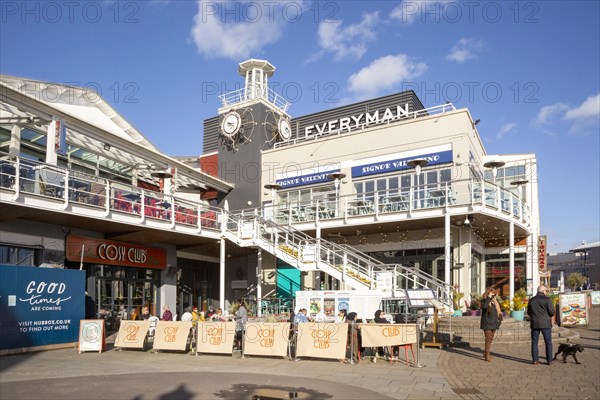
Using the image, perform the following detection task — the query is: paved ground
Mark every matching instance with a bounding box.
[1,308,598,400]
[441,306,600,400]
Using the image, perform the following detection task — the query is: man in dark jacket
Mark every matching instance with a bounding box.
[527,285,555,365]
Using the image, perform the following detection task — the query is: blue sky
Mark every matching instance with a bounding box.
[1,0,599,253]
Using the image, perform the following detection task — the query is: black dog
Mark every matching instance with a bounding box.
[553,343,584,364]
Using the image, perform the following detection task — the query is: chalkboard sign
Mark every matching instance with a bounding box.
[78,319,105,354]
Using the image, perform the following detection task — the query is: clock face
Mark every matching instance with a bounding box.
[278,117,292,140]
[221,111,241,137]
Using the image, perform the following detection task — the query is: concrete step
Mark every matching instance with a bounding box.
[423,316,580,345]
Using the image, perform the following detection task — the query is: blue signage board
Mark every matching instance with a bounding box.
[0,265,85,350]
[351,150,453,178]
[276,169,340,189]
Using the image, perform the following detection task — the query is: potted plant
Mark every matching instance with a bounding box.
[452,288,465,316]
[498,297,511,317]
[469,293,481,316]
[511,288,528,321]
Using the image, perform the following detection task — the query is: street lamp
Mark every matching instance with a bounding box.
[407,158,429,209]
[264,183,281,221]
[581,240,588,279]
[510,180,529,195]
[326,172,346,217]
[483,160,505,182]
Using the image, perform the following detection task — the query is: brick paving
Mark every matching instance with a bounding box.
[440,306,600,400]
[0,308,598,400]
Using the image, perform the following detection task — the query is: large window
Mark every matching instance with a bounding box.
[354,167,452,199]
[277,184,335,205]
[485,253,526,297]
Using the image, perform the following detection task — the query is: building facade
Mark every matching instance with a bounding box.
[1,58,543,341]
[202,59,542,308]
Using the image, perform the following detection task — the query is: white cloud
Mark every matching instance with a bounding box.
[531,103,569,128]
[312,12,380,62]
[496,123,517,140]
[446,38,485,63]
[390,0,452,24]
[564,93,600,120]
[531,94,600,135]
[348,54,428,99]
[190,0,288,60]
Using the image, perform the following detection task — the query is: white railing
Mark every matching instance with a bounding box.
[219,84,291,113]
[260,179,530,227]
[1,152,527,308]
[0,153,222,231]
[273,102,457,149]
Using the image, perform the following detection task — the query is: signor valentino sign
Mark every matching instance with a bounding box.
[351,144,453,178]
[304,103,411,137]
[66,235,167,269]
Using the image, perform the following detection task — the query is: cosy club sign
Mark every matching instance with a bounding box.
[66,235,167,269]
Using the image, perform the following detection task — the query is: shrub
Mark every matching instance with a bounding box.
[512,288,528,311]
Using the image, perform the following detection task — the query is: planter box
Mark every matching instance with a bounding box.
[510,310,525,321]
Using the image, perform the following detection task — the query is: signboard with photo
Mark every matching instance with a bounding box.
[559,293,588,326]
[337,298,350,312]
[323,298,335,317]
[590,291,600,306]
[78,319,105,353]
[309,298,321,317]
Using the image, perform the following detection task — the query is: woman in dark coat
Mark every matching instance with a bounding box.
[480,287,502,362]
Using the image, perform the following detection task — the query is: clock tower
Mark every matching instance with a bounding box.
[216,59,292,210]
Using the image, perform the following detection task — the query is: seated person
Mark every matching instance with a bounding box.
[294,308,310,323]
[373,310,389,359]
[161,305,173,321]
[210,308,225,322]
[140,306,151,320]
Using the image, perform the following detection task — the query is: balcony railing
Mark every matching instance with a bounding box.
[219,83,291,113]
[1,154,530,237]
[0,153,221,231]
[261,179,530,226]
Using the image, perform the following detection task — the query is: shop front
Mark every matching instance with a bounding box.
[65,235,167,328]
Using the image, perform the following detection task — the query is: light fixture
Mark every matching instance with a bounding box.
[326,172,346,181]
[151,169,174,179]
[483,160,505,180]
[472,119,481,127]
[407,158,429,175]
[464,216,471,225]
[263,183,282,191]
[103,143,111,151]
[510,180,529,187]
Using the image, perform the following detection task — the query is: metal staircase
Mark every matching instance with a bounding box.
[223,212,453,309]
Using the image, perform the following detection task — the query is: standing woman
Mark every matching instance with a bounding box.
[480,288,502,362]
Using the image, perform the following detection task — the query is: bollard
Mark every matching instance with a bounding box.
[413,315,424,368]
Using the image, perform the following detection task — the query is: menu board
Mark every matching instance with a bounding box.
[323,298,335,317]
[78,320,105,353]
[590,291,600,306]
[559,293,588,326]
[309,298,321,317]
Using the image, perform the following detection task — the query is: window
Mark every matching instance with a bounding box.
[277,184,335,205]
[353,167,453,199]
[0,245,42,267]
